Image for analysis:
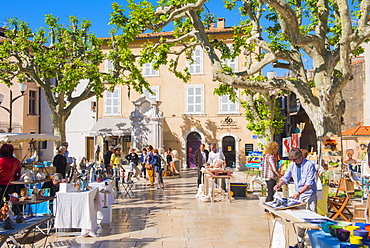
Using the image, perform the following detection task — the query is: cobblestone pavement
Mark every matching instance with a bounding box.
[31,170,273,248]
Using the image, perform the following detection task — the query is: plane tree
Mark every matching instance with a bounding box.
[108,0,370,156]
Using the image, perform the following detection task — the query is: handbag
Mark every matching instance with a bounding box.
[145,163,152,170]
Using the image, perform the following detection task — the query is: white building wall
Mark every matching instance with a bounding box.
[66,79,97,161]
[363,43,370,125]
[40,90,54,161]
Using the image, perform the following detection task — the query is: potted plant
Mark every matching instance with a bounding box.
[259,184,267,203]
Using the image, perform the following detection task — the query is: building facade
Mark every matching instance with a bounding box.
[93,20,259,169]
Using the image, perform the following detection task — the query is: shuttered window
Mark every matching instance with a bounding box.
[186,85,204,114]
[188,46,203,75]
[104,88,121,115]
[143,63,159,77]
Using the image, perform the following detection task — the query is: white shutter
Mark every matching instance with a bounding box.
[186,85,203,114]
[106,59,113,72]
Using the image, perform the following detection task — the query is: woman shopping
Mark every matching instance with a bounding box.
[262,142,281,203]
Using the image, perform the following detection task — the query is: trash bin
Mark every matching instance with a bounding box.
[230,183,249,197]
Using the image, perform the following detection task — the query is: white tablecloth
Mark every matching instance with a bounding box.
[54,187,100,237]
[89,180,115,207]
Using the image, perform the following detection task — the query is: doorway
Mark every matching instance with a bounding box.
[186,132,201,168]
[222,136,236,167]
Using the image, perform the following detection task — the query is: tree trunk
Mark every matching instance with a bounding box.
[51,110,67,151]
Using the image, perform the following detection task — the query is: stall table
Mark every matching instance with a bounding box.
[0,216,54,247]
[202,169,233,203]
[89,180,114,207]
[260,203,322,247]
[54,187,100,237]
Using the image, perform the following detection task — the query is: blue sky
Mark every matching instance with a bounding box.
[0,0,242,38]
[0,0,284,76]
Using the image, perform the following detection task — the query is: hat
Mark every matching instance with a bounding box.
[109,146,115,149]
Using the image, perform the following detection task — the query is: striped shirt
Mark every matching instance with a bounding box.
[262,154,279,180]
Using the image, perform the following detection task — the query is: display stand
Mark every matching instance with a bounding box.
[0,179,55,247]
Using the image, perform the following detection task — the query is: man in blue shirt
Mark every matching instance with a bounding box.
[274,148,317,212]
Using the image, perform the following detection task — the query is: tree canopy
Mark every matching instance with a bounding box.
[108,0,370,153]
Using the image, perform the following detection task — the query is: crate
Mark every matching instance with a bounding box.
[230,183,249,197]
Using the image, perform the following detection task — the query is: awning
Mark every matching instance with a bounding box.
[0,133,60,143]
[90,118,131,136]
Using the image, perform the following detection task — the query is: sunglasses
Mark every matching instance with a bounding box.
[291,156,302,162]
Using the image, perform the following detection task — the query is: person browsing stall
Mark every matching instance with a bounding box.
[274,148,317,212]
[54,146,68,179]
[194,144,209,187]
[0,144,22,203]
[207,143,225,168]
[42,173,63,197]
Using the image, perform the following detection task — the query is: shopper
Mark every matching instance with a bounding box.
[104,146,114,174]
[0,144,22,203]
[166,148,180,176]
[140,148,147,179]
[42,173,63,197]
[53,146,68,179]
[152,149,164,189]
[110,147,123,193]
[274,148,317,211]
[207,143,225,167]
[125,148,140,181]
[194,144,209,187]
[145,145,155,187]
[262,142,281,203]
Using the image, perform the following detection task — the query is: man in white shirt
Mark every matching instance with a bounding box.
[207,143,225,168]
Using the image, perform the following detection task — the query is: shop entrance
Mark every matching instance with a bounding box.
[186,132,201,168]
[222,136,236,167]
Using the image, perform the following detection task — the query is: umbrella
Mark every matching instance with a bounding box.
[0,133,60,143]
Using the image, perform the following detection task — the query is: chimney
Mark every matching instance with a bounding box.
[217,18,225,28]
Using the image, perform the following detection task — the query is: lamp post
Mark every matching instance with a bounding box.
[0,83,27,133]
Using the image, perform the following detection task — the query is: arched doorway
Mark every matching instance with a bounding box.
[186,132,202,168]
[222,136,236,167]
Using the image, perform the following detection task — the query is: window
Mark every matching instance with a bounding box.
[29,90,37,115]
[186,85,204,114]
[187,46,203,75]
[143,62,159,77]
[219,90,239,114]
[105,59,113,73]
[143,86,160,101]
[41,141,47,149]
[104,88,121,115]
[222,44,238,72]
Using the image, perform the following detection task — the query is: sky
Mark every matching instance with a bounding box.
[0,0,242,38]
[0,0,282,76]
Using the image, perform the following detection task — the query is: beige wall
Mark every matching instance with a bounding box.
[0,81,40,160]
[97,31,259,168]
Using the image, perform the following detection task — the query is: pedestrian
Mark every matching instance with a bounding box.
[125,148,140,182]
[274,148,317,247]
[110,147,123,193]
[166,148,180,176]
[42,173,63,197]
[207,143,225,167]
[0,144,22,203]
[194,144,209,187]
[152,149,164,189]
[61,142,69,159]
[262,142,281,203]
[53,146,68,179]
[104,146,114,174]
[140,148,147,179]
[145,145,155,187]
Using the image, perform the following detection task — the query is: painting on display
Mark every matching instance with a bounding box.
[322,156,342,170]
[282,137,291,158]
[322,135,341,156]
[291,133,300,149]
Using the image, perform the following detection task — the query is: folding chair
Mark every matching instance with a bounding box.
[121,182,135,197]
[327,177,354,221]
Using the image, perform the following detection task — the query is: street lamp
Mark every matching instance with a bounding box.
[0,83,27,133]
